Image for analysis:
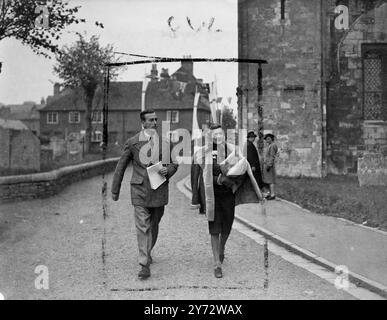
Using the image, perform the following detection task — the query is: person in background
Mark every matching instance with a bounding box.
[246,131,264,190]
[191,139,205,215]
[262,133,278,200]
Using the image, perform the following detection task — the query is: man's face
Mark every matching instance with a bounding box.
[142,112,158,130]
[248,137,255,143]
[212,128,225,144]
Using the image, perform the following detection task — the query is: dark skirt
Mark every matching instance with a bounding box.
[208,190,236,235]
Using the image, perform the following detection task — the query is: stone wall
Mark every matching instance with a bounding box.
[0,158,119,203]
[358,152,387,186]
[0,127,10,168]
[325,0,387,174]
[238,0,323,177]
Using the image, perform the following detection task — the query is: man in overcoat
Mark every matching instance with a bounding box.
[111,109,178,279]
[246,131,264,189]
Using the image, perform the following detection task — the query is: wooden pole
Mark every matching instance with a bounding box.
[257,63,264,154]
[102,66,110,160]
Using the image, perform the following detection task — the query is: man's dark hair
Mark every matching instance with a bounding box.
[140,109,156,121]
[209,123,222,130]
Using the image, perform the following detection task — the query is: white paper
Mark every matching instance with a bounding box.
[146,161,166,190]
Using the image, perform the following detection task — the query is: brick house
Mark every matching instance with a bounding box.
[0,101,43,135]
[40,81,143,147]
[40,61,211,148]
[238,0,387,176]
[145,61,212,136]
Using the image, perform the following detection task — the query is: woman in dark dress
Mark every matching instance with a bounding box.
[246,131,264,189]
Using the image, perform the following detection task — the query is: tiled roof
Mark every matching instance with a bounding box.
[145,79,210,111]
[40,63,211,114]
[1,102,42,120]
[171,66,197,83]
[41,81,143,112]
[0,118,29,130]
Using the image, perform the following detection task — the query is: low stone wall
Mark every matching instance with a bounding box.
[0,158,119,203]
[358,153,387,187]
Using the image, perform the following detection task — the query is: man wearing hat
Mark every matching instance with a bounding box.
[246,131,264,190]
[263,132,278,200]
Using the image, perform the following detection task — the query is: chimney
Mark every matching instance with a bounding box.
[53,83,60,96]
[181,55,193,75]
[150,64,158,82]
[160,68,170,79]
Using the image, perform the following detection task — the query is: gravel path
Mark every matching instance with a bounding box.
[0,164,353,299]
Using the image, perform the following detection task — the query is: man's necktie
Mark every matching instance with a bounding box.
[149,136,159,165]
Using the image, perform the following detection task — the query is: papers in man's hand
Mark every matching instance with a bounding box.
[146,161,166,190]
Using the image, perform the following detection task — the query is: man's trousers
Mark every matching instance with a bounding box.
[133,206,165,267]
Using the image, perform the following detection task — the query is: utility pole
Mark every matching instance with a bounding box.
[102,66,110,160]
[257,62,264,154]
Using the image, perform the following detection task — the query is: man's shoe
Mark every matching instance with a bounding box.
[214,267,223,278]
[267,195,276,200]
[138,266,150,279]
[219,254,225,263]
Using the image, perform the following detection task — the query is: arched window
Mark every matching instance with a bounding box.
[363,45,387,121]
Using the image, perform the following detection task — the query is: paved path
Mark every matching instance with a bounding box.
[0,164,353,299]
[183,173,387,298]
[237,200,387,288]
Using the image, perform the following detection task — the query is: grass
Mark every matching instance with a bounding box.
[276,175,387,231]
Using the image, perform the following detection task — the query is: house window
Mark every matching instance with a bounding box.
[69,111,80,123]
[363,44,387,121]
[47,112,58,124]
[91,131,103,142]
[166,110,179,123]
[92,110,103,123]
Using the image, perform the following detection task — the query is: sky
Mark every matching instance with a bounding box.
[0,0,238,108]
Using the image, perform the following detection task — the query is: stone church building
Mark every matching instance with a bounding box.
[238,0,387,177]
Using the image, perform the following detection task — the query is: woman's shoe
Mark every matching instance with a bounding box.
[138,266,151,279]
[214,267,223,278]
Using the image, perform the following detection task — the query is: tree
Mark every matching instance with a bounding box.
[221,107,237,131]
[53,34,118,152]
[0,0,102,58]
